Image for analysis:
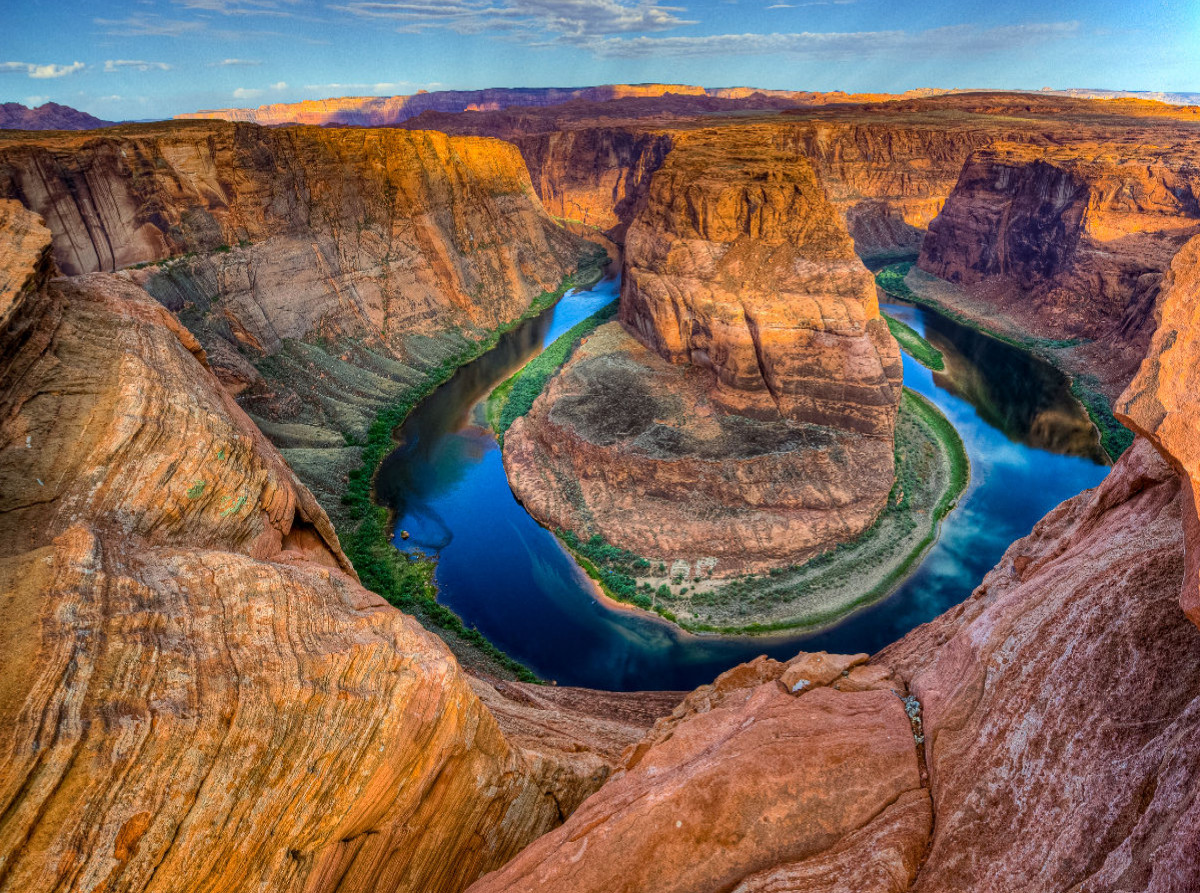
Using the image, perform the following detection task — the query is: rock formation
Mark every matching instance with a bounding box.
[0,122,593,519]
[0,101,113,131]
[504,322,897,575]
[0,202,659,893]
[1117,233,1200,628]
[620,129,902,432]
[919,140,1200,393]
[503,127,903,573]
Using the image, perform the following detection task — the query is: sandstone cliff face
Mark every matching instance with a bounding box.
[919,142,1200,391]
[0,123,592,517]
[504,323,897,575]
[621,128,903,435]
[1117,233,1200,630]
[0,208,645,893]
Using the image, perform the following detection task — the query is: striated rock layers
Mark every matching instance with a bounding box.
[0,202,658,893]
[919,141,1200,393]
[620,130,902,433]
[504,129,903,574]
[0,122,593,515]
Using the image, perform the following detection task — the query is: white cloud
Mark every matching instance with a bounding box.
[270,81,288,90]
[25,95,49,106]
[233,87,264,99]
[302,80,416,94]
[586,21,1080,58]
[1,61,86,79]
[104,59,172,72]
[331,0,695,39]
[171,0,298,15]
[94,15,206,36]
[210,58,264,66]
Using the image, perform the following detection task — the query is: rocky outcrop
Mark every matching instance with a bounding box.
[0,101,113,131]
[0,208,654,893]
[1117,233,1200,629]
[919,141,1200,392]
[620,128,903,434]
[502,127,903,573]
[474,435,1200,893]
[469,653,928,893]
[504,323,897,575]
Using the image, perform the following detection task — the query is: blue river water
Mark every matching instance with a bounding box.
[377,277,1111,691]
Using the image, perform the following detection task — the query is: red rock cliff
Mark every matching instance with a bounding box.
[919,141,1200,391]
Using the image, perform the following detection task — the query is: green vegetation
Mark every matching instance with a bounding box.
[553,389,970,635]
[876,261,1132,461]
[334,249,608,683]
[488,300,619,439]
[882,311,945,371]
[1070,374,1136,459]
[186,480,206,499]
[557,531,676,621]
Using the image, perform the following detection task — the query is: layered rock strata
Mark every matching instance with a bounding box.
[0,205,658,893]
[0,123,592,519]
[919,142,1200,393]
[504,128,903,572]
[1117,232,1200,628]
[620,129,902,432]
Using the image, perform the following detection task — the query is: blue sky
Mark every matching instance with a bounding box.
[1,0,1196,120]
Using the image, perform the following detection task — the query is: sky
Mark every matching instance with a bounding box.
[1,0,1197,120]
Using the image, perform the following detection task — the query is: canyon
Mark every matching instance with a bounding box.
[1,87,1199,893]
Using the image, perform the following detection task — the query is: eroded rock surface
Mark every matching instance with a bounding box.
[1117,233,1200,628]
[0,208,655,893]
[468,653,928,893]
[504,323,897,575]
[920,141,1200,393]
[620,128,903,433]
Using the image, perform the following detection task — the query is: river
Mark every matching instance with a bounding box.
[375,276,1111,691]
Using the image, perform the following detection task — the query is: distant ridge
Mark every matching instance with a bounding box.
[174,84,1200,129]
[173,84,965,127]
[0,102,114,130]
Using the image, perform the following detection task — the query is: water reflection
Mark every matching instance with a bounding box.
[921,311,1107,462]
[376,281,1111,691]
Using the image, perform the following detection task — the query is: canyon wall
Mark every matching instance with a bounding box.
[1117,232,1200,629]
[0,201,660,893]
[919,141,1200,392]
[0,122,594,521]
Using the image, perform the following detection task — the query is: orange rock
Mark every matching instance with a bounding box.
[0,210,651,893]
[1117,233,1200,629]
[503,322,899,576]
[468,683,927,893]
[620,128,903,434]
